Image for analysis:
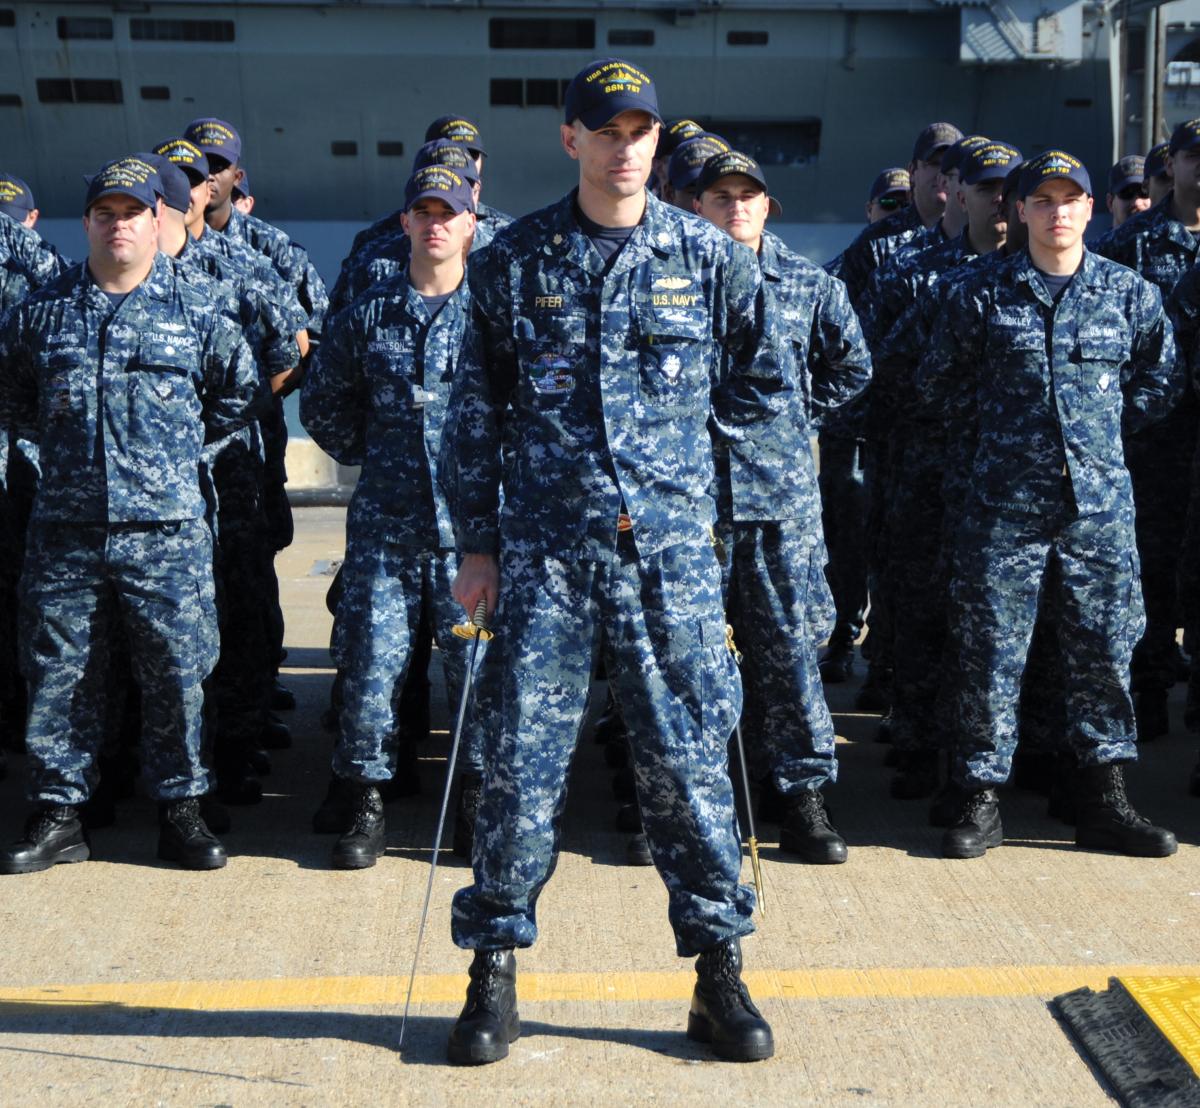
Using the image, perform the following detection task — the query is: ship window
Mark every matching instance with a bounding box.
[0,93,21,106]
[130,18,236,43]
[0,10,14,27]
[700,118,821,165]
[57,16,114,40]
[525,78,561,107]
[727,30,769,46]
[377,141,405,157]
[331,141,358,156]
[37,77,123,103]
[609,29,654,46]
[489,18,594,50]
[490,79,524,106]
[140,85,170,100]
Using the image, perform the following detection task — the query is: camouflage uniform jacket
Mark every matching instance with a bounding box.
[917,248,1182,518]
[302,270,467,551]
[1,213,70,307]
[0,252,261,522]
[717,229,870,529]
[835,203,926,313]
[444,188,786,560]
[1090,192,1199,297]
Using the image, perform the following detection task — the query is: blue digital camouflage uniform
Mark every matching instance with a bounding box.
[301,271,485,783]
[444,189,788,956]
[817,205,926,655]
[173,238,302,765]
[0,253,262,805]
[718,230,871,793]
[918,249,1182,788]
[870,230,978,754]
[1091,195,1199,695]
[0,215,69,734]
[328,202,513,318]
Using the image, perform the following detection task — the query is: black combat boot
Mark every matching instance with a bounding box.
[890,749,939,800]
[260,712,293,750]
[941,789,1003,859]
[1074,763,1177,857]
[0,806,89,874]
[780,789,847,864]
[1134,688,1169,741]
[687,937,774,1062]
[818,636,855,684]
[312,775,359,834]
[331,784,386,869]
[158,799,227,870]
[625,832,653,866]
[447,949,520,1065]
[270,678,296,711]
[453,771,483,860]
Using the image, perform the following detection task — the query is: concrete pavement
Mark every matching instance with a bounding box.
[0,506,1197,1105]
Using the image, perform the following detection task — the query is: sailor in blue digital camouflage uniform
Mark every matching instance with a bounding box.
[0,155,263,874]
[441,58,778,1066]
[1090,118,1200,742]
[301,164,485,870]
[1105,155,1150,230]
[918,150,1181,861]
[185,116,327,723]
[662,131,729,212]
[0,173,70,768]
[151,151,304,806]
[867,141,1021,801]
[816,121,961,708]
[693,150,871,864]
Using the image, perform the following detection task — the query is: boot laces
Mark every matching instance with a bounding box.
[25,807,74,843]
[699,942,759,1016]
[471,952,510,1014]
[958,790,995,825]
[167,799,206,836]
[793,790,832,831]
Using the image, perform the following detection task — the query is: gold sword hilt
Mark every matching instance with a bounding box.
[725,623,743,664]
[452,597,494,641]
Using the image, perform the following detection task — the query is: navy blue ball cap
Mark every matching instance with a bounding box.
[961,142,1022,186]
[1108,155,1145,194]
[869,167,910,202]
[564,58,662,131]
[183,118,242,164]
[146,154,192,213]
[1018,149,1091,199]
[912,122,964,164]
[0,173,35,220]
[696,150,783,215]
[412,139,480,184]
[1145,142,1170,179]
[233,167,250,200]
[403,165,475,214]
[940,135,990,176]
[83,154,163,213]
[657,118,704,158]
[152,138,209,185]
[1170,118,1200,155]
[668,132,731,191]
[424,115,486,158]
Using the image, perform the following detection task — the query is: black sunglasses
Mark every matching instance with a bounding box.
[877,195,908,211]
[1116,184,1148,202]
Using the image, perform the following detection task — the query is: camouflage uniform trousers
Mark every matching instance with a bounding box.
[1126,405,1196,692]
[451,534,756,957]
[0,438,36,728]
[722,519,838,792]
[816,434,868,646]
[330,534,484,783]
[884,424,949,753]
[945,500,1143,789]
[19,519,219,805]
[208,442,274,764]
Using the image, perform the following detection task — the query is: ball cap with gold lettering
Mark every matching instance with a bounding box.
[1018,149,1092,198]
[412,139,480,184]
[183,118,242,163]
[403,165,475,214]
[0,173,35,220]
[83,154,163,212]
[152,138,210,186]
[696,151,783,216]
[868,167,911,202]
[564,58,662,131]
[424,116,486,158]
[1169,118,1200,155]
[961,142,1022,186]
[668,133,731,191]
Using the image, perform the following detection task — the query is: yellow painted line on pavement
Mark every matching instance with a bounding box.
[1,965,1198,1012]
